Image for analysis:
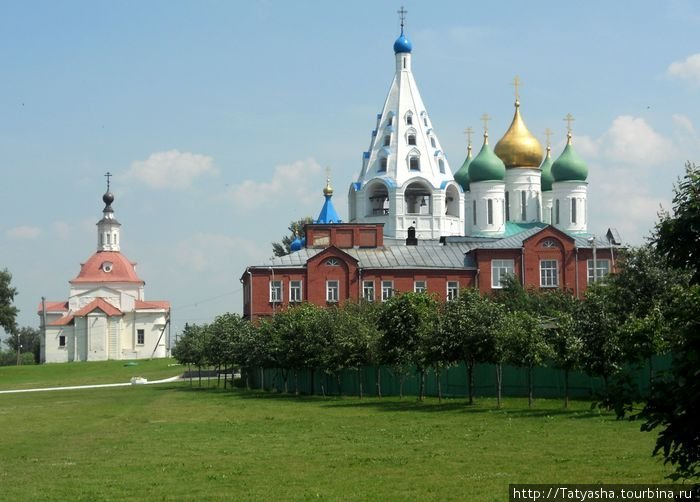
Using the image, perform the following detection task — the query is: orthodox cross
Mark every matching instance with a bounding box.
[464,127,473,146]
[563,113,575,134]
[544,128,553,148]
[512,75,521,102]
[104,171,112,191]
[480,113,491,134]
[398,6,407,30]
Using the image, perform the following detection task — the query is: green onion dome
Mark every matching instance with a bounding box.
[454,144,472,191]
[540,146,554,191]
[551,133,588,182]
[468,133,506,183]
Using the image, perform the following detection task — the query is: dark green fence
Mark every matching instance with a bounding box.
[245,356,671,400]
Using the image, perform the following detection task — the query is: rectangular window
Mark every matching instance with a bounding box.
[555,199,560,225]
[587,259,610,283]
[289,280,302,303]
[269,280,282,303]
[472,200,477,225]
[505,192,510,221]
[414,280,426,293]
[409,157,420,171]
[487,199,493,225]
[406,115,413,125]
[381,280,394,302]
[59,334,66,347]
[540,260,559,288]
[447,281,459,301]
[379,157,387,172]
[571,198,577,224]
[491,259,515,288]
[521,191,527,221]
[137,329,145,345]
[326,280,339,303]
[362,280,375,302]
[408,134,416,146]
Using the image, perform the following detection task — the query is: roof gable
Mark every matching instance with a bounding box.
[73,298,123,317]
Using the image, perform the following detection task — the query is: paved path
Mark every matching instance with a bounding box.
[0,375,183,394]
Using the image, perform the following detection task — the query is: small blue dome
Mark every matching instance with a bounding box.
[393,32,412,54]
[290,237,303,252]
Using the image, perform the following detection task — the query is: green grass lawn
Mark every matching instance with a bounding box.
[0,375,672,501]
[0,358,183,390]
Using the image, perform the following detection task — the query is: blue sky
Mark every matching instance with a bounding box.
[1,0,699,336]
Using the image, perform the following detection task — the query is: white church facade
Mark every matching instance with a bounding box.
[38,180,170,363]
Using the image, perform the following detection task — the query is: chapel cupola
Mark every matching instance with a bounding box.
[97,172,121,252]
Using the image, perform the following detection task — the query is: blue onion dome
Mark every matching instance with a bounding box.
[454,145,473,191]
[551,133,588,182]
[468,134,506,183]
[393,31,412,54]
[290,235,303,252]
[540,146,554,191]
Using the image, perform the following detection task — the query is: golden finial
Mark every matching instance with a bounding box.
[512,75,521,105]
[563,113,575,144]
[323,167,333,197]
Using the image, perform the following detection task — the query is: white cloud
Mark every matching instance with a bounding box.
[570,135,599,159]
[672,114,696,135]
[224,158,323,211]
[124,150,217,190]
[599,115,672,166]
[6,226,41,240]
[667,53,700,85]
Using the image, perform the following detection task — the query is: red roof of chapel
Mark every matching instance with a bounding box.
[70,251,144,285]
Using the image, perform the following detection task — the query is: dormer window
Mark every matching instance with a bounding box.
[387,116,393,127]
[409,157,420,171]
[408,134,416,146]
[384,135,391,147]
[326,258,340,266]
[379,157,388,172]
[438,159,445,174]
[430,136,436,148]
[406,113,413,126]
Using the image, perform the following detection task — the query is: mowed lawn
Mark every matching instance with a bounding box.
[0,366,671,501]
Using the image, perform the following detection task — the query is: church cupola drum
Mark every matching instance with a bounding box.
[348,9,464,240]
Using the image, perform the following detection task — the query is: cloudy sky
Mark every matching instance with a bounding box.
[1,0,699,335]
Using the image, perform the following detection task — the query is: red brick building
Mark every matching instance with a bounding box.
[241,220,617,322]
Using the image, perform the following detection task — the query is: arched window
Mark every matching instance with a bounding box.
[555,199,560,224]
[430,136,436,148]
[405,112,413,125]
[472,200,477,225]
[571,198,577,223]
[384,135,391,147]
[505,192,510,221]
[405,181,431,215]
[438,158,445,174]
[445,185,459,217]
[409,157,420,171]
[408,134,416,146]
[367,183,390,216]
[379,157,387,172]
[487,199,494,225]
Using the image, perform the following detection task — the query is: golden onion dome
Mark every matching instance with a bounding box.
[494,100,544,169]
[323,176,333,197]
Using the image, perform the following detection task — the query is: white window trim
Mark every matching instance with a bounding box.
[491,259,515,289]
[269,280,283,303]
[289,280,303,303]
[540,260,559,288]
[326,280,339,303]
[447,281,459,300]
[136,329,145,346]
[587,259,610,284]
[362,280,375,302]
[414,280,426,293]
[381,280,394,302]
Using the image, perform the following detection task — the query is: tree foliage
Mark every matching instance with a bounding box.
[5,326,41,364]
[0,269,18,336]
[271,217,313,257]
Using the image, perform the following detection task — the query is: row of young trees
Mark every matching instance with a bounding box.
[172,250,686,409]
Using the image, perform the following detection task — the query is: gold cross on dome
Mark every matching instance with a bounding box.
[512,75,521,101]
[480,113,491,134]
[544,128,553,147]
[464,127,473,145]
[563,113,575,134]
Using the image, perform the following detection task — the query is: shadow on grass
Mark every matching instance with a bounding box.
[163,383,611,419]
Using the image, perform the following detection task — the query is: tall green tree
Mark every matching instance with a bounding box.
[504,310,553,408]
[442,288,505,405]
[654,162,700,285]
[377,292,439,400]
[271,217,313,257]
[0,269,18,336]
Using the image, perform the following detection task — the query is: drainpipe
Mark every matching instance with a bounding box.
[521,247,526,287]
[574,247,580,298]
[358,268,363,300]
[246,267,253,320]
